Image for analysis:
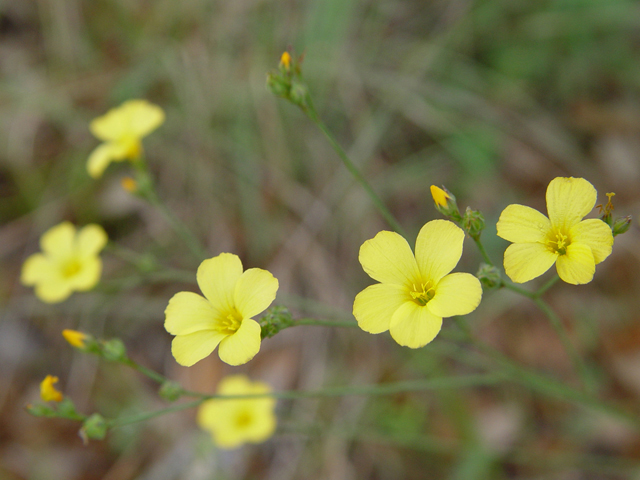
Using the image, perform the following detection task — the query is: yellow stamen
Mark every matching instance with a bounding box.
[410,283,435,306]
[219,310,242,335]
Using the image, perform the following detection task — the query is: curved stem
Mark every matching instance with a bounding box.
[305,107,407,238]
[471,237,494,267]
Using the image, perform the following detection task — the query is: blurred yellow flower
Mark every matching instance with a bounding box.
[197,375,276,449]
[40,375,63,402]
[164,253,278,366]
[280,51,291,70]
[62,329,88,348]
[497,177,614,285]
[87,99,165,178]
[353,220,482,348]
[21,222,108,303]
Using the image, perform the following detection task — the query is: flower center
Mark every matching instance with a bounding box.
[234,410,253,429]
[410,282,435,306]
[546,230,571,256]
[62,259,82,278]
[218,309,242,335]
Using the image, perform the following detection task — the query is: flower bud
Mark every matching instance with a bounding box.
[62,329,89,349]
[613,215,632,236]
[476,264,502,289]
[101,338,128,362]
[40,375,63,402]
[430,185,461,221]
[462,207,485,241]
[159,381,184,402]
[80,414,108,442]
[260,306,294,339]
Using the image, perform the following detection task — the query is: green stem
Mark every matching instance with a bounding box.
[134,163,208,261]
[472,237,494,267]
[535,274,560,297]
[108,374,504,428]
[532,297,595,393]
[305,107,407,238]
[292,318,359,329]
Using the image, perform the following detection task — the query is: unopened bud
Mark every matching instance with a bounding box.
[159,381,183,402]
[430,185,461,221]
[280,51,291,71]
[613,215,632,236]
[80,414,108,442]
[462,207,485,240]
[40,375,63,402]
[476,264,502,289]
[260,306,294,339]
[101,339,128,362]
[62,329,89,349]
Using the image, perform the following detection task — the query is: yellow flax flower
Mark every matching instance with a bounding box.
[40,375,63,402]
[197,375,277,449]
[353,220,482,348]
[430,185,450,208]
[62,329,88,348]
[87,99,165,178]
[497,177,614,285]
[164,253,279,366]
[21,222,108,303]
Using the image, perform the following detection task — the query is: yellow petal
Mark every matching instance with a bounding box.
[77,224,108,257]
[546,177,597,230]
[503,242,557,283]
[556,242,595,285]
[62,329,88,348]
[87,142,129,178]
[40,375,63,402]
[21,253,56,286]
[164,291,218,335]
[430,185,450,207]
[198,375,276,449]
[197,253,243,312]
[234,268,279,319]
[217,319,262,366]
[353,283,409,334]
[40,222,75,258]
[389,301,443,348]
[427,273,482,318]
[171,329,226,366]
[68,256,102,291]
[415,220,464,283]
[570,219,613,264]
[358,231,420,286]
[34,280,74,303]
[496,204,551,243]
[90,99,164,141]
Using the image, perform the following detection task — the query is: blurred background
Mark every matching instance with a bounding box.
[1,0,640,478]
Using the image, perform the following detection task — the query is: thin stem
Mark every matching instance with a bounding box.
[471,237,494,267]
[535,274,560,297]
[108,374,504,428]
[292,318,359,329]
[533,297,595,393]
[134,163,208,261]
[305,107,407,238]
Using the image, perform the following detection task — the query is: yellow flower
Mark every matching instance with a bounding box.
[40,375,63,402]
[353,220,482,348]
[164,253,278,366]
[62,329,88,348]
[21,222,108,303]
[87,99,165,178]
[430,185,450,208]
[497,177,614,285]
[197,375,276,449]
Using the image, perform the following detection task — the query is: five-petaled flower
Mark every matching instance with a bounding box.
[21,222,108,303]
[87,99,165,178]
[497,177,614,285]
[197,375,277,449]
[164,253,279,366]
[40,375,63,402]
[353,220,482,348]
